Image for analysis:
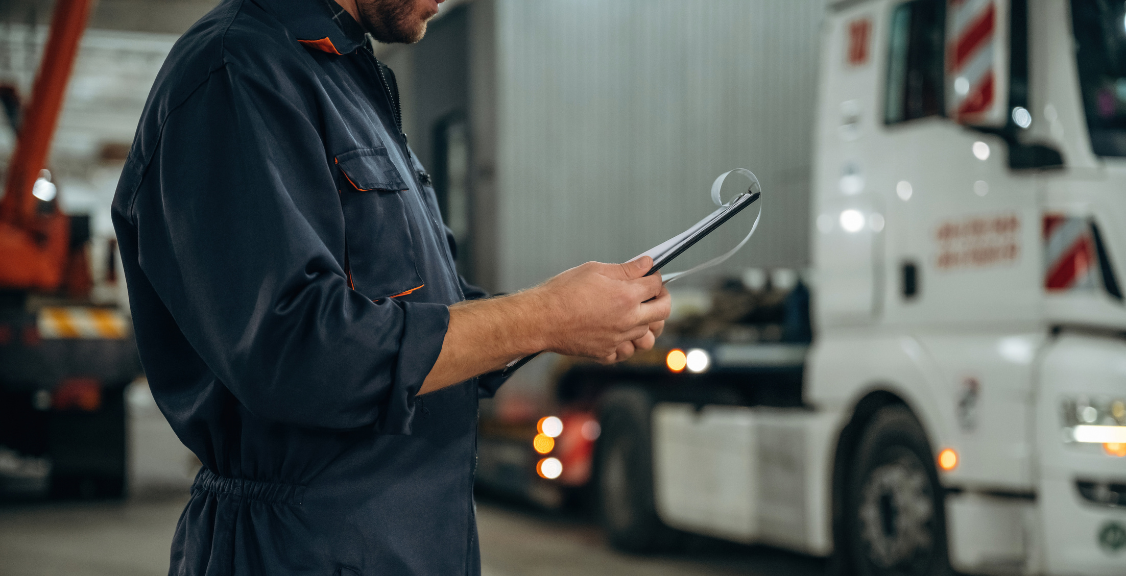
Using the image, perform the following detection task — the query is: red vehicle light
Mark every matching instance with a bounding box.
[52,377,101,411]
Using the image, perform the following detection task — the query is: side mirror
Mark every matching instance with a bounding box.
[945,0,1010,127]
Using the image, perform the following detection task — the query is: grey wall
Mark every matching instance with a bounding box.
[492,0,823,292]
[380,2,499,290]
[407,6,470,175]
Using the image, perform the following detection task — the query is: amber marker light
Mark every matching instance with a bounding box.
[1104,442,1126,457]
[533,433,554,454]
[937,448,958,471]
[666,349,687,373]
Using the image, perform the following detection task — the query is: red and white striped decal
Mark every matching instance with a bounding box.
[847,18,871,66]
[1043,215,1097,292]
[947,0,997,121]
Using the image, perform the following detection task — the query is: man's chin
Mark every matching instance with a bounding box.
[402,19,429,43]
[371,20,427,44]
[413,9,439,38]
[393,10,436,43]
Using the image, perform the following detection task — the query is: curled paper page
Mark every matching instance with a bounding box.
[638,168,763,284]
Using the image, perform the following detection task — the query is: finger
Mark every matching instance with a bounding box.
[615,256,653,281]
[614,340,636,362]
[626,273,665,303]
[641,273,665,299]
[637,290,672,324]
[621,324,650,343]
[631,330,656,352]
[649,319,665,339]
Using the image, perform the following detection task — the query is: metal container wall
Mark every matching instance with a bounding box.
[493,0,823,291]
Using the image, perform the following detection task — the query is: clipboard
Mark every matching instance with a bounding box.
[642,190,760,276]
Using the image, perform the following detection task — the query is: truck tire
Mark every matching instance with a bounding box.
[596,386,678,553]
[845,405,950,576]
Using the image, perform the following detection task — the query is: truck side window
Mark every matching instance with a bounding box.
[885,0,946,124]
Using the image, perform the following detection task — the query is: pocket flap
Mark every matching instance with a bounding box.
[336,148,408,192]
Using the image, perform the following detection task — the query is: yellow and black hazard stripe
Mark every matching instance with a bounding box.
[36,307,128,339]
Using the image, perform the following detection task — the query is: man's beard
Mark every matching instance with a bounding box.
[357,0,434,44]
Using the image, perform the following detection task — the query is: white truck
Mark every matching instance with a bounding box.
[475,1,1126,574]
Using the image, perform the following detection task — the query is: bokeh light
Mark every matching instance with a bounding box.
[533,433,554,454]
[666,349,687,372]
[938,448,958,471]
[537,457,563,480]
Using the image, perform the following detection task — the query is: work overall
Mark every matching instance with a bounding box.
[111,0,509,573]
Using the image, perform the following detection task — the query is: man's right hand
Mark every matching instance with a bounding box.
[530,256,671,363]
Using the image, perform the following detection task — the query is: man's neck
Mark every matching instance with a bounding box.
[332,0,362,26]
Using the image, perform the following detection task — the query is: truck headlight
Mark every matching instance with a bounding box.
[1061,397,1126,456]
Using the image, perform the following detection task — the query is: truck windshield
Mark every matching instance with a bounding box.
[1072,0,1126,157]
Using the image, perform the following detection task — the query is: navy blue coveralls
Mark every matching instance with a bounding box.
[111,0,511,573]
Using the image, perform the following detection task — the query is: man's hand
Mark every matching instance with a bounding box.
[419,257,671,394]
[531,256,671,363]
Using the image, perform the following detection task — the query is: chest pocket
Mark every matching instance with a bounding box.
[336,148,425,300]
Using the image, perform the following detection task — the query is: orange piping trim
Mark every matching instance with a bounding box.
[388,284,424,299]
[344,256,355,291]
[297,37,342,56]
[340,169,374,192]
[335,156,406,192]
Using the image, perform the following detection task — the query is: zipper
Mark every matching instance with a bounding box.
[362,41,404,140]
[375,62,404,138]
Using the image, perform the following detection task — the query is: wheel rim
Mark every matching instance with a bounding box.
[601,434,633,531]
[857,448,936,572]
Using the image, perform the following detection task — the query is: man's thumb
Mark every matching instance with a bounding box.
[619,256,653,279]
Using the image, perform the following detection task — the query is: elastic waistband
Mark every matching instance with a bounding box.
[191,467,305,505]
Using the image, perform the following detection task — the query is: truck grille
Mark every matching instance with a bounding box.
[1076,479,1126,508]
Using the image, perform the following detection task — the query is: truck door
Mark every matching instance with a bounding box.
[813,3,888,327]
[876,0,1041,329]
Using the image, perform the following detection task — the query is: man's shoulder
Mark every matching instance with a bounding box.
[115,0,315,217]
[148,0,304,113]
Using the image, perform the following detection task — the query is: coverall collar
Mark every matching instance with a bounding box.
[255,0,369,55]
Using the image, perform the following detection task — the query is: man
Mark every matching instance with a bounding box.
[111,0,670,573]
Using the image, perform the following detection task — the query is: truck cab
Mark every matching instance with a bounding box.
[810,0,1126,573]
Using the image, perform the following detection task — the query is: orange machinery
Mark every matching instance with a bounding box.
[0,0,93,295]
[0,0,142,499]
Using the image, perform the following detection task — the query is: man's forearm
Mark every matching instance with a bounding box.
[417,257,669,395]
[418,290,547,395]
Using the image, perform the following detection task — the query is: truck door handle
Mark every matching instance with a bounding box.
[902,261,918,299]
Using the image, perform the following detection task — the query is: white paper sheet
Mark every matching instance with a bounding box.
[637,168,763,283]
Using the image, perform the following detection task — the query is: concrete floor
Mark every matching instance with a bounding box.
[0,492,826,576]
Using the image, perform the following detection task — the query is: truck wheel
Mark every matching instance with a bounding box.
[846,405,950,576]
[596,386,678,553]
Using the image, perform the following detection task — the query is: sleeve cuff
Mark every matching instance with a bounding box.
[477,353,539,398]
[378,301,450,434]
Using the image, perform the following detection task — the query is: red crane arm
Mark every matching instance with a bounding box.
[0,0,94,227]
